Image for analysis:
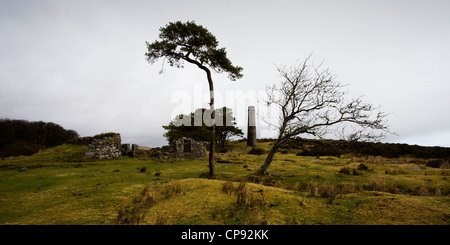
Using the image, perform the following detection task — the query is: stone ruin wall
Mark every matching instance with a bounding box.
[83,133,206,161]
[172,137,208,159]
[84,133,122,159]
[149,137,208,160]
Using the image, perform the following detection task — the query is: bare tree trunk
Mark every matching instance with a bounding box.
[259,142,280,175]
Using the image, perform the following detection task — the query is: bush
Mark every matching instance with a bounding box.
[0,119,79,157]
[248,148,265,155]
[425,159,444,168]
[0,141,45,157]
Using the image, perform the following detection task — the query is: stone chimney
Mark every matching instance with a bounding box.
[247,106,256,147]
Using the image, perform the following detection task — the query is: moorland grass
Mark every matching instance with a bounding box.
[0,141,449,225]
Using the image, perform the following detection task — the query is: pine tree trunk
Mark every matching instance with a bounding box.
[209,124,215,177]
[207,73,216,178]
[184,57,216,178]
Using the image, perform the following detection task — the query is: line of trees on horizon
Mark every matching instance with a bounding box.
[0,118,79,157]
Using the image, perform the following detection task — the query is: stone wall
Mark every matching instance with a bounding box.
[172,137,208,159]
[84,133,122,159]
[121,144,151,156]
[149,137,208,160]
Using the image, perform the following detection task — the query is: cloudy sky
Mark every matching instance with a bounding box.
[1,0,449,147]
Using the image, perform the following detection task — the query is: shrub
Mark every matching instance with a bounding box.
[248,148,265,155]
[0,141,45,157]
[425,159,444,168]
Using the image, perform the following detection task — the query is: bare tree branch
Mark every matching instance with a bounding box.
[258,56,393,175]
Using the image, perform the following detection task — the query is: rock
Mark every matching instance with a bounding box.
[282,159,296,162]
[357,163,369,171]
[19,167,28,172]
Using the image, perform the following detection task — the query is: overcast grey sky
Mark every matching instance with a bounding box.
[1,0,449,147]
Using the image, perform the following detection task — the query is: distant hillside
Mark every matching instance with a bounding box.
[276,138,450,160]
[0,118,79,157]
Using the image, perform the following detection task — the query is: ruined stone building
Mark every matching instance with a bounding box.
[172,137,208,158]
[84,133,122,159]
[149,137,208,160]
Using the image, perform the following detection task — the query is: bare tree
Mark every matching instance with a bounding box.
[258,56,391,175]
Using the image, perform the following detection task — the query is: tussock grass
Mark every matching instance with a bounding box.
[367,176,390,192]
[235,182,266,210]
[385,167,408,175]
[339,166,362,175]
[115,182,182,225]
[221,181,235,195]
[115,187,157,225]
[161,182,181,198]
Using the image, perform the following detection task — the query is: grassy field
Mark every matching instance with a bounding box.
[0,141,449,225]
